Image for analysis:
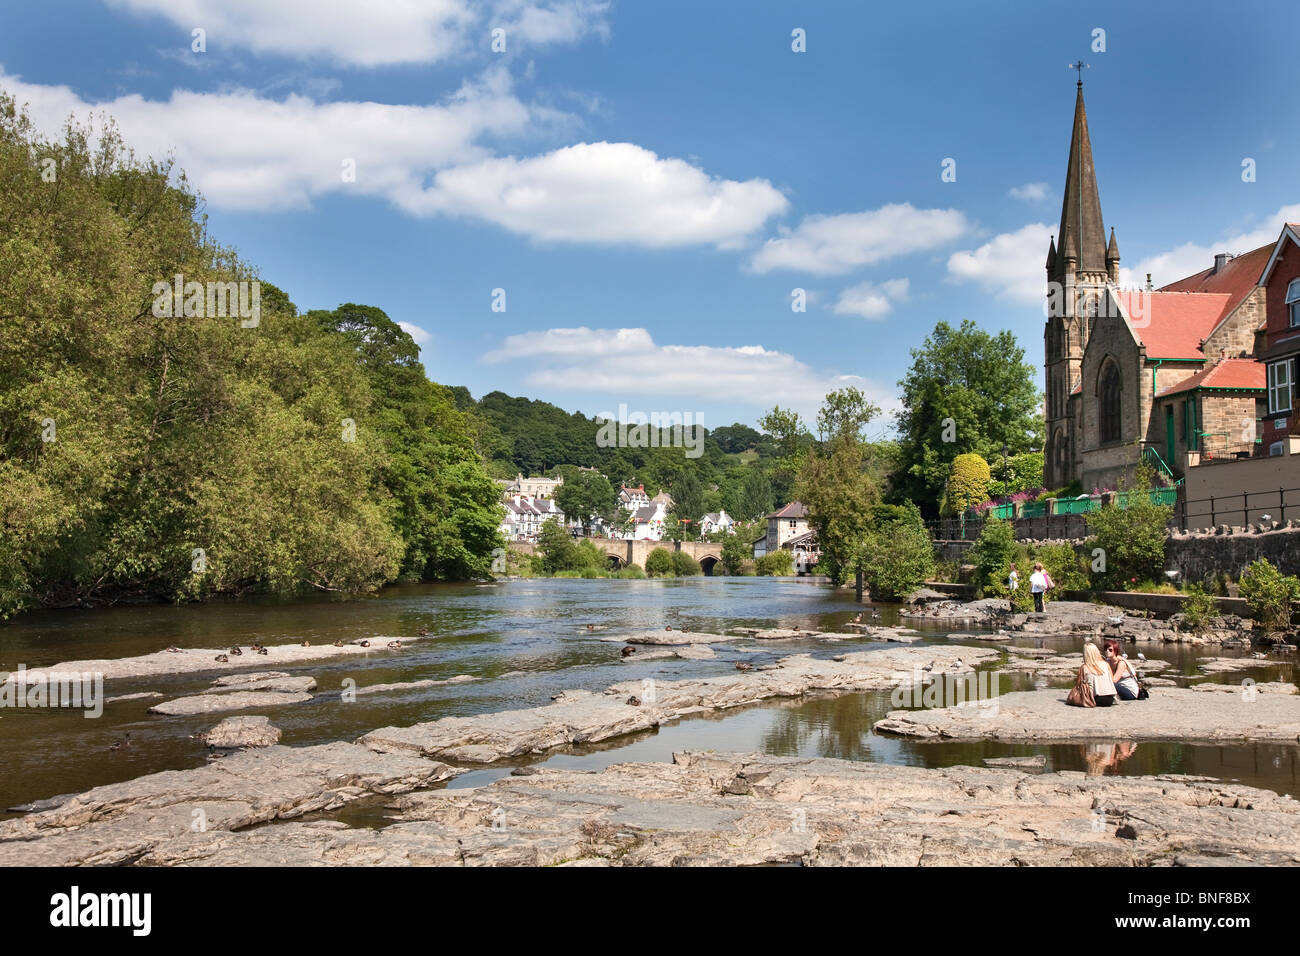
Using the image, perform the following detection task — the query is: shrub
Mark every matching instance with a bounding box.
[1239,558,1300,634]
[671,551,703,576]
[736,559,756,576]
[970,518,1016,593]
[1031,543,1088,593]
[941,453,991,517]
[860,519,934,601]
[1084,463,1170,589]
[644,547,675,577]
[616,563,646,579]
[756,551,793,576]
[720,534,754,575]
[1179,584,1220,633]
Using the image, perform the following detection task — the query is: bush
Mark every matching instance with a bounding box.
[720,534,754,575]
[1032,543,1088,593]
[941,453,991,516]
[1084,463,1171,589]
[615,563,646,579]
[736,559,756,576]
[671,551,702,576]
[756,551,793,576]
[644,547,674,577]
[1239,558,1300,634]
[970,518,1016,593]
[860,518,934,601]
[1179,584,1220,633]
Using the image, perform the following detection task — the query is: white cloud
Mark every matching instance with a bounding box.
[946,222,1053,303]
[1009,182,1048,201]
[105,0,610,66]
[2,70,780,248]
[1119,203,1300,288]
[407,142,788,247]
[483,326,899,419]
[399,322,432,345]
[0,67,542,211]
[832,278,909,319]
[751,204,970,275]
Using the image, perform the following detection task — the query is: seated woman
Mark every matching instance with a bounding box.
[1080,642,1117,707]
[1103,638,1141,700]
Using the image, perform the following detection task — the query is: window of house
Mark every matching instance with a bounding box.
[1288,278,1300,328]
[1099,362,1122,443]
[1268,360,1293,415]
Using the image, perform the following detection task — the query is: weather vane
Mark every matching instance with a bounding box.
[1070,60,1089,85]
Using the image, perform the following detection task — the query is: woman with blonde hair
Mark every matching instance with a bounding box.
[1079,642,1117,707]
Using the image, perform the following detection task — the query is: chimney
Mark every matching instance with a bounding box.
[1144,273,1153,291]
[1213,252,1233,273]
[1218,348,1227,365]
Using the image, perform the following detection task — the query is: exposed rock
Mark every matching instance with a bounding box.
[905,587,949,604]
[104,752,1300,867]
[205,674,316,694]
[359,646,998,764]
[105,692,164,704]
[0,742,458,866]
[875,687,1300,743]
[354,675,478,696]
[671,645,716,660]
[623,630,741,646]
[1190,681,1297,696]
[0,635,430,686]
[982,755,1047,771]
[148,690,312,716]
[1196,657,1287,675]
[200,716,281,749]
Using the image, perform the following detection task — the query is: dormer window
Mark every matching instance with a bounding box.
[1288,278,1300,328]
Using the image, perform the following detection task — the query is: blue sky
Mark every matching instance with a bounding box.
[2,0,1296,435]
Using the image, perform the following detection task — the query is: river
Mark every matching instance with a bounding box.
[1,577,1296,818]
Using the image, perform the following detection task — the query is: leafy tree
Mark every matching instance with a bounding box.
[667,470,704,538]
[555,469,616,535]
[671,550,702,576]
[711,423,761,453]
[537,518,580,574]
[988,451,1045,498]
[1239,559,1300,634]
[721,534,753,575]
[860,507,934,600]
[644,547,674,577]
[970,517,1017,593]
[941,453,991,516]
[1084,462,1171,589]
[758,406,812,505]
[892,319,1042,516]
[756,550,793,576]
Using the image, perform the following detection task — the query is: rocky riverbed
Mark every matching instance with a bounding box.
[7,751,1295,866]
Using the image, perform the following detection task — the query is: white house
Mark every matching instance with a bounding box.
[618,484,650,511]
[627,502,667,540]
[699,510,734,536]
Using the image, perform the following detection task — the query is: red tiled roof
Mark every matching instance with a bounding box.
[1158,242,1271,320]
[768,501,808,519]
[1112,290,1231,359]
[1155,358,1265,398]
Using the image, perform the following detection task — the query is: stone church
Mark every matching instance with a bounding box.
[1043,81,1270,492]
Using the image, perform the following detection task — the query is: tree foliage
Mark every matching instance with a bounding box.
[1239,559,1300,634]
[892,319,1042,516]
[0,93,500,616]
[941,453,991,516]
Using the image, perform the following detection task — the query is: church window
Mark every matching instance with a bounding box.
[1099,361,1122,443]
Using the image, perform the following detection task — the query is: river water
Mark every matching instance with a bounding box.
[1,577,1296,819]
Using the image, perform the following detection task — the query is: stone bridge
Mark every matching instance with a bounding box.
[509,538,725,574]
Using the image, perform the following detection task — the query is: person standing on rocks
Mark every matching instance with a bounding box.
[1007,564,1020,612]
[1029,563,1052,613]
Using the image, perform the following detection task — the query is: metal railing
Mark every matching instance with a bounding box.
[929,486,1180,540]
[1177,485,1300,531]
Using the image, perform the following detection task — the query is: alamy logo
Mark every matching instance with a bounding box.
[889,667,1002,717]
[1,665,103,718]
[49,886,151,936]
[595,404,704,459]
[150,275,261,328]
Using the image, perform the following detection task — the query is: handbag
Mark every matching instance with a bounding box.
[1066,667,1096,707]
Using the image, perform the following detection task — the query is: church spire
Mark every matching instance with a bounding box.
[1054,80,1107,278]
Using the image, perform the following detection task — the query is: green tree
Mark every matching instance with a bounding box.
[758,406,811,505]
[1084,462,1171,589]
[644,547,674,577]
[671,550,702,576]
[536,518,579,574]
[941,453,991,516]
[860,507,934,600]
[721,534,753,575]
[756,550,793,576]
[970,517,1017,594]
[668,470,705,538]
[892,319,1042,516]
[555,469,616,536]
[1239,559,1300,634]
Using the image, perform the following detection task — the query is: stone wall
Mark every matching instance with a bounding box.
[1166,523,1300,582]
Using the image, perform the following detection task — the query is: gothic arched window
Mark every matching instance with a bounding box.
[1099,360,1122,444]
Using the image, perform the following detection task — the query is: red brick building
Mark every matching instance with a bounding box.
[1256,224,1300,454]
